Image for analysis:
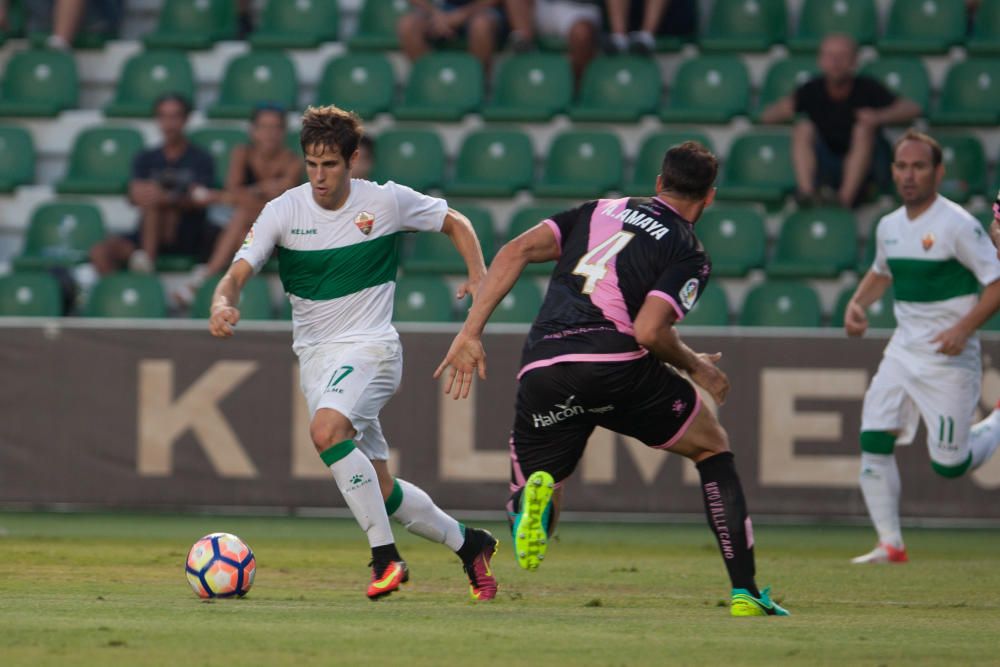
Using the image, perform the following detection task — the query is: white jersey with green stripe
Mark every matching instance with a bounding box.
[234,179,447,353]
[872,195,1000,362]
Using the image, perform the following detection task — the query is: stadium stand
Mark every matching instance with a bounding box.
[0,270,63,317]
[104,50,195,118]
[626,129,714,195]
[931,59,1000,126]
[188,127,249,189]
[788,0,878,52]
[393,274,455,322]
[505,204,565,276]
[348,0,408,51]
[767,207,858,278]
[878,0,966,54]
[249,0,340,50]
[715,131,796,205]
[740,280,823,327]
[660,54,751,123]
[535,130,623,198]
[696,206,767,278]
[568,56,662,122]
[13,201,105,271]
[402,206,496,274]
[0,48,78,117]
[370,128,446,192]
[754,55,819,121]
[937,133,988,203]
[968,0,1000,55]
[394,52,484,121]
[84,272,168,318]
[678,281,730,327]
[56,126,144,195]
[0,124,34,191]
[314,53,396,119]
[482,53,574,122]
[858,57,931,117]
[446,129,534,198]
[143,0,238,50]
[490,279,544,324]
[207,51,298,119]
[190,274,273,320]
[700,0,787,53]
[831,284,896,329]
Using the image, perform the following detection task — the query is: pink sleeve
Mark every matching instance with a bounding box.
[542,219,562,249]
[647,290,685,321]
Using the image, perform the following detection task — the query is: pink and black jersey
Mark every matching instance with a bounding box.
[519,196,711,377]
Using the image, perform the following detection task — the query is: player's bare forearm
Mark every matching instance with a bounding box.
[958,279,1000,334]
[441,209,487,297]
[850,270,892,308]
[642,324,700,373]
[208,260,252,338]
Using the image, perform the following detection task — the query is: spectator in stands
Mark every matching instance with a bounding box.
[89,93,216,276]
[353,135,375,180]
[24,0,122,49]
[398,1,507,72]
[603,0,696,55]
[173,104,302,303]
[760,33,922,209]
[504,0,601,86]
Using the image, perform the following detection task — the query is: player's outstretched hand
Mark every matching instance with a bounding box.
[690,352,730,406]
[433,332,487,400]
[209,305,241,338]
[844,301,868,337]
[455,276,482,302]
[932,325,969,356]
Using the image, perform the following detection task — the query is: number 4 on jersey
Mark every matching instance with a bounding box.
[572,231,635,294]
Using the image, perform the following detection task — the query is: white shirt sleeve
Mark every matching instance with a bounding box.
[387,180,448,232]
[954,214,1000,286]
[871,217,891,276]
[232,200,281,274]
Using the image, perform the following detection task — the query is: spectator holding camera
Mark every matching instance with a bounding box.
[90,93,216,275]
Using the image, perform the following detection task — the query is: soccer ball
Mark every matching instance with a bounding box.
[185,532,256,598]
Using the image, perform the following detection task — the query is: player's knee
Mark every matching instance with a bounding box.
[931,455,971,479]
[309,417,353,453]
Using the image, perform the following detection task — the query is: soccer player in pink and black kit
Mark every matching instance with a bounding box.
[435,142,789,616]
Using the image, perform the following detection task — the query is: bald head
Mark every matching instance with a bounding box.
[818,33,858,85]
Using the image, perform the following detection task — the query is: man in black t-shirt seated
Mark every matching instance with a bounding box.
[760,34,921,208]
[90,93,216,276]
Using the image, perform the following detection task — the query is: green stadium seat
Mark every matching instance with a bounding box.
[56,126,145,195]
[249,0,339,49]
[973,208,996,232]
[190,275,273,320]
[768,207,858,278]
[568,56,661,122]
[446,129,534,197]
[144,0,237,50]
[506,204,566,275]
[716,131,795,204]
[482,53,573,122]
[0,124,34,191]
[754,56,819,121]
[535,131,623,198]
[660,55,750,123]
[0,0,25,45]
[155,255,196,272]
[348,0,409,50]
[831,285,895,329]
[788,0,877,52]
[370,128,445,192]
[105,51,195,118]
[314,53,395,119]
[0,271,63,317]
[930,59,1000,126]
[84,273,168,318]
[700,0,787,52]
[937,134,987,203]
[968,0,1000,54]
[678,281,729,327]
[626,130,714,195]
[696,206,767,277]
[189,127,250,188]
[878,0,965,54]
[393,275,455,322]
[403,206,496,273]
[857,225,879,274]
[0,48,78,117]
[207,52,298,120]
[740,280,822,327]
[491,280,543,324]
[14,202,105,271]
[394,53,484,121]
[858,57,931,116]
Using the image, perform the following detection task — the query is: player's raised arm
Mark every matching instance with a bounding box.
[844,269,893,338]
[632,296,729,405]
[440,208,487,300]
[434,222,561,399]
[208,259,253,338]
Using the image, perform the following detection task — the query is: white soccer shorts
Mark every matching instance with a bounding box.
[535,0,601,38]
[298,340,402,461]
[861,351,980,468]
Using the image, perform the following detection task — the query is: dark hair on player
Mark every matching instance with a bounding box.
[299,105,363,160]
[893,129,942,166]
[251,102,287,127]
[153,92,192,118]
[358,135,374,153]
[659,141,718,200]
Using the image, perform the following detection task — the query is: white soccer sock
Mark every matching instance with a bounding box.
[969,409,1000,470]
[859,452,903,549]
[321,441,395,548]
[386,478,466,552]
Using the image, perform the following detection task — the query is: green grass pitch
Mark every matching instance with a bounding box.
[1,512,999,666]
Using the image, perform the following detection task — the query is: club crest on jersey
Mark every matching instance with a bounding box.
[680,278,699,310]
[241,226,255,248]
[922,233,935,251]
[354,211,375,235]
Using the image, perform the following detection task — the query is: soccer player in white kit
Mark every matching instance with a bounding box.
[208,106,500,600]
[845,130,1000,564]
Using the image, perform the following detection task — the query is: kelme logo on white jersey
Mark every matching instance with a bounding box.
[680,278,699,310]
[242,226,255,248]
[532,396,585,428]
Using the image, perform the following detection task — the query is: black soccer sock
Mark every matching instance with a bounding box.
[371,543,402,574]
[456,526,482,564]
[696,451,759,597]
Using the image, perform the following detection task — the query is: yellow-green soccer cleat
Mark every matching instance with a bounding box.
[513,471,555,571]
[730,587,790,617]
